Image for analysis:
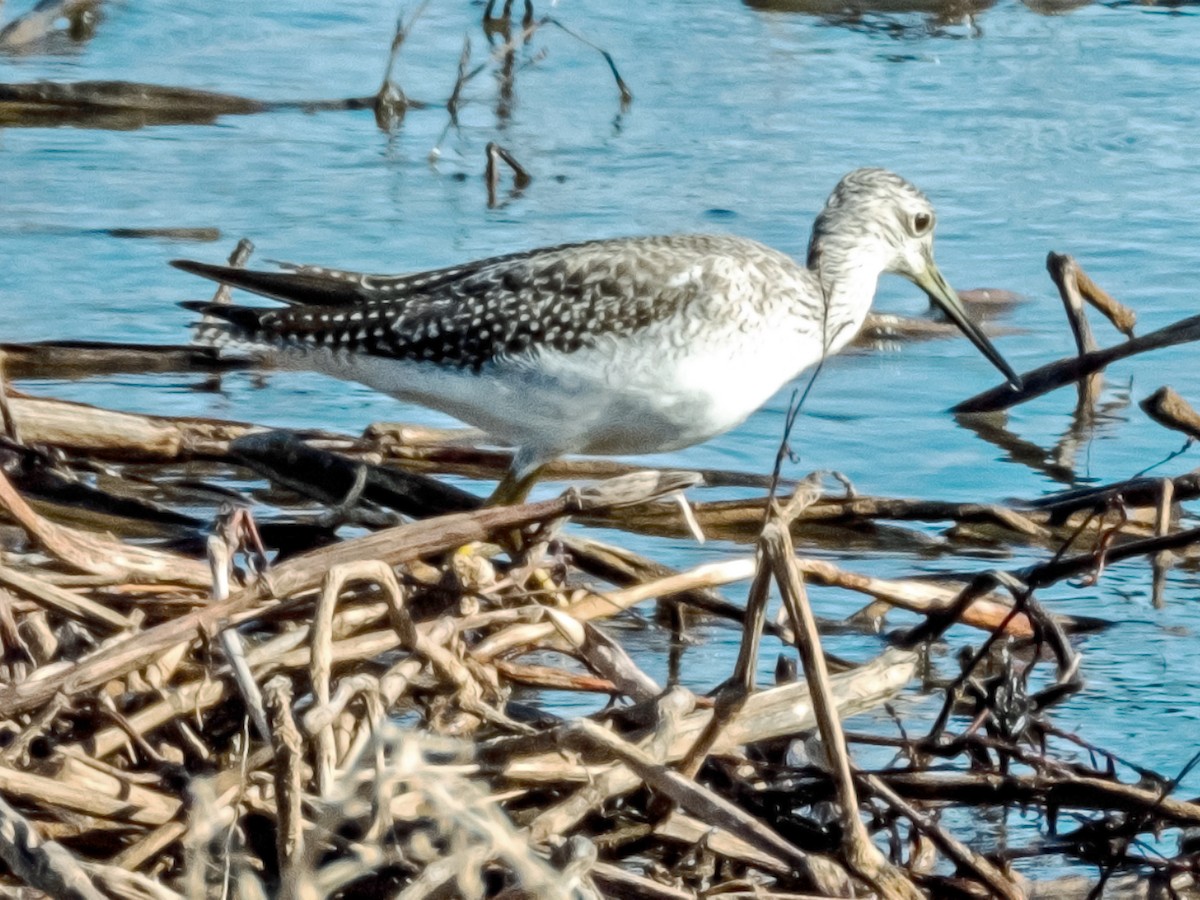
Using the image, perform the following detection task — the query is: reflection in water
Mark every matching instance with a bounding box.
[957,381,1132,486]
[744,0,996,36]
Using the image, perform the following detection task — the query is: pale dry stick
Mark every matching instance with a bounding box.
[1047,252,1102,412]
[675,548,772,781]
[499,648,915,787]
[311,566,412,792]
[0,475,686,718]
[654,810,791,876]
[81,864,183,900]
[86,671,224,762]
[311,560,519,788]
[1048,253,1098,357]
[0,351,19,444]
[797,557,1051,637]
[302,619,453,738]
[0,563,131,631]
[861,773,1030,900]
[370,559,525,733]
[1140,385,1200,441]
[112,748,273,872]
[604,486,1051,541]
[264,676,305,886]
[22,609,58,662]
[209,529,271,744]
[564,718,853,895]
[0,465,211,586]
[0,586,25,684]
[765,522,924,900]
[588,862,696,900]
[0,693,69,766]
[527,688,694,845]
[310,565,357,796]
[260,630,403,681]
[359,689,392,845]
[1074,263,1136,337]
[1152,478,1175,609]
[5,392,260,461]
[95,693,165,765]
[394,847,491,900]
[678,477,828,780]
[955,312,1200,414]
[0,792,107,900]
[182,779,223,900]
[57,753,185,830]
[0,761,178,826]
[65,612,331,763]
[471,557,757,661]
[493,658,618,692]
[210,238,255,306]
[544,608,661,703]
[475,548,1048,663]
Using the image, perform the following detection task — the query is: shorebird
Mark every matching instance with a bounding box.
[174,168,1020,503]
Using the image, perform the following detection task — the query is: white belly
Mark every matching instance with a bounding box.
[268,315,826,463]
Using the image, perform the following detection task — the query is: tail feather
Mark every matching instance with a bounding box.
[171,259,365,306]
[179,300,289,355]
[180,300,271,334]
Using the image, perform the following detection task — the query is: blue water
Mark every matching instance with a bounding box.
[4,0,1200,873]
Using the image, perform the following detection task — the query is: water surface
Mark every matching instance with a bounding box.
[3,0,1200,871]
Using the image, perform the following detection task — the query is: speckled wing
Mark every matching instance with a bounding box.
[174,237,713,372]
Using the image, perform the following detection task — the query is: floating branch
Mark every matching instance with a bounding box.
[954,311,1200,414]
[1140,385,1200,441]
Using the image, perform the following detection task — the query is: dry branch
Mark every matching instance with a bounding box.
[955,311,1200,413]
[1140,386,1200,440]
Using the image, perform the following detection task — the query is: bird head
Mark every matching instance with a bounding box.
[809,168,1021,390]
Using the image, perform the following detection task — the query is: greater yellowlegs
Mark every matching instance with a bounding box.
[174,168,1019,502]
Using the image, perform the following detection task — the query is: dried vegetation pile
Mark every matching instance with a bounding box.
[0,254,1199,899]
[5,3,1200,897]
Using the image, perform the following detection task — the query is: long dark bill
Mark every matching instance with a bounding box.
[914,259,1022,390]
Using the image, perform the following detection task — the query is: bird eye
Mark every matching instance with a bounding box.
[912,212,933,235]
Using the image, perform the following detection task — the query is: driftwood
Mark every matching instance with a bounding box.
[0,257,1197,898]
[0,341,244,380]
[955,310,1200,413]
[1141,386,1200,441]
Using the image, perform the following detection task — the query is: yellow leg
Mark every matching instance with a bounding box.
[485,465,543,507]
[485,465,548,566]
